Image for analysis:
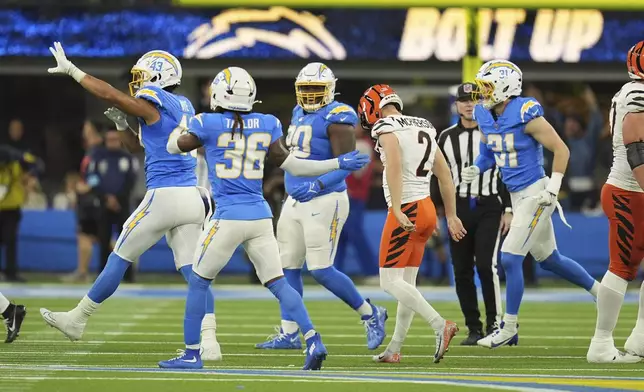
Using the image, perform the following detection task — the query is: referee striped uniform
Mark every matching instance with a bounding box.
[431,119,510,341]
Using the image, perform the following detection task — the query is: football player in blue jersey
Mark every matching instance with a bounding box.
[40,42,221,360]
[157,67,369,370]
[255,63,388,351]
[460,60,599,348]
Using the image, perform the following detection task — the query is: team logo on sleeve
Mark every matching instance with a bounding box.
[520,100,539,123]
[185,7,346,60]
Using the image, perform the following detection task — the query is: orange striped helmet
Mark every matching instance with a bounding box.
[358,84,403,130]
[627,41,644,80]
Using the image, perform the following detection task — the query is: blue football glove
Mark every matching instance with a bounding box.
[338,150,370,171]
[290,180,322,203]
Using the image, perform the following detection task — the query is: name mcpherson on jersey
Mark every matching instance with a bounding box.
[371,115,438,207]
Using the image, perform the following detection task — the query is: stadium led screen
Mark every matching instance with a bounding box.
[0,7,640,62]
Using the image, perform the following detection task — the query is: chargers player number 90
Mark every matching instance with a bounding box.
[487,134,518,168]
[285,125,312,158]
[216,132,272,180]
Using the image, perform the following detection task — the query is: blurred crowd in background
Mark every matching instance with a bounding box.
[0,79,618,283]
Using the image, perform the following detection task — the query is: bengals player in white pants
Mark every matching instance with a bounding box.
[358,84,467,363]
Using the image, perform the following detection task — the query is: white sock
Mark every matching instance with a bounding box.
[593,271,627,340]
[502,313,518,331]
[201,313,217,339]
[303,329,316,340]
[357,301,373,317]
[589,281,600,298]
[281,320,299,335]
[0,292,9,314]
[634,280,644,332]
[71,295,100,323]
[380,268,444,331]
[186,344,200,350]
[387,302,415,353]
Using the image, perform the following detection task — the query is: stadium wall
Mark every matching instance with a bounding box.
[18,210,608,278]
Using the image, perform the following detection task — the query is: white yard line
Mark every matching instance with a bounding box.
[22,331,624,340]
[15,340,596,349]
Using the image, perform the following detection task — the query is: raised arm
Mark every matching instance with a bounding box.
[48,42,159,124]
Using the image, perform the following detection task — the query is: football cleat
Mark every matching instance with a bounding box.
[434,320,459,363]
[302,332,327,370]
[588,339,641,363]
[255,327,302,349]
[477,322,518,349]
[40,308,85,341]
[159,348,203,369]
[361,299,388,350]
[4,305,26,343]
[373,350,401,363]
[624,330,644,357]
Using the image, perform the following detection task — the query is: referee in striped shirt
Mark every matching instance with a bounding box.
[431,82,512,345]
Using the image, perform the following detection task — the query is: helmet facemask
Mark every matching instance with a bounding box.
[295,82,331,112]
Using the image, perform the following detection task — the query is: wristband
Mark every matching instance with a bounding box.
[546,172,564,195]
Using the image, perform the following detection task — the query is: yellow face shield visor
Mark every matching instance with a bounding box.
[295,82,329,111]
[474,79,495,104]
[129,68,151,96]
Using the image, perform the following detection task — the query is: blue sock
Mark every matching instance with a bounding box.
[267,277,314,335]
[280,269,303,322]
[501,252,525,315]
[87,253,131,303]
[310,266,364,310]
[184,271,211,346]
[540,250,595,291]
[180,265,215,314]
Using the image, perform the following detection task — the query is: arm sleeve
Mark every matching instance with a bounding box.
[474,140,495,172]
[430,174,443,208]
[317,170,352,189]
[280,154,340,176]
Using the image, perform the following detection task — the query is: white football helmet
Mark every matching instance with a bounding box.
[210,67,258,112]
[475,60,523,109]
[129,50,182,96]
[295,62,337,112]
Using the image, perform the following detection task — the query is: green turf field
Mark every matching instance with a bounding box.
[2,297,644,391]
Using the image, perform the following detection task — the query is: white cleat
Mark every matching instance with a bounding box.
[477,322,518,349]
[40,308,85,342]
[588,339,641,363]
[372,350,401,363]
[624,331,644,357]
[201,339,222,361]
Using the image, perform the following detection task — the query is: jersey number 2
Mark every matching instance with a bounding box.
[487,133,517,168]
[416,131,432,177]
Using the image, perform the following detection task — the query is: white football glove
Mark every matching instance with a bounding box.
[534,190,557,206]
[534,172,564,206]
[461,165,480,184]
[47,41,86,82]
[104,107,129,131]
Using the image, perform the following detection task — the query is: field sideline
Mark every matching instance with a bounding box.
[1,284,643,391]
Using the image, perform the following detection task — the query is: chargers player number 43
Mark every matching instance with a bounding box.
[487,133,518,168]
